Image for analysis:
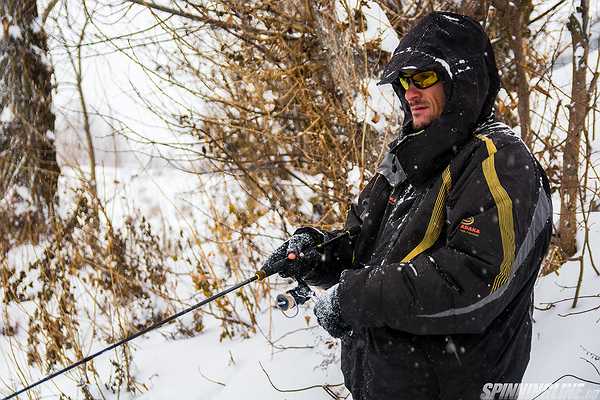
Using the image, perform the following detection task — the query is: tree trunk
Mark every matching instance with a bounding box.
[491,0,534,148]
[0,0,59,246]
[559,0,590,257]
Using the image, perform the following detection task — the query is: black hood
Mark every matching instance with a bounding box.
[378,12,501,186]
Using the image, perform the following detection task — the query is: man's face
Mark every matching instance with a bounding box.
[403,78,446,130]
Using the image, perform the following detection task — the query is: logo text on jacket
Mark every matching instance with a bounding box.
[459,217,481,237]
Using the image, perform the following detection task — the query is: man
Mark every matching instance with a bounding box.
[265,12,552,400]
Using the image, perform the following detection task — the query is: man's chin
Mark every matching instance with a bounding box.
[411,112,432,129]
[412,119,429,130]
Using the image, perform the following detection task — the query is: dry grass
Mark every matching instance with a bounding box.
[1,0,599,397]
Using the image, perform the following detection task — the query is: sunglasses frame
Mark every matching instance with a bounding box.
[398,70,440,90]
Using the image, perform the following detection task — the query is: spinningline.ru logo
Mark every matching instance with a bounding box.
[480,382,600,399]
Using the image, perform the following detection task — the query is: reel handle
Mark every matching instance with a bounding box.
[276,278,314,312]
[276,293,296,311]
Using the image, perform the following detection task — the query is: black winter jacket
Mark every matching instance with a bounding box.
[309,12,552,400]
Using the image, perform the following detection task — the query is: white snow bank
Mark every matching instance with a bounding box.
[353,77,401,133]
[334,0,399,53]
[0,106,14,123]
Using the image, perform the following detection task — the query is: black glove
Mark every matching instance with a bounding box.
[262,228,324,279]
[313,284,351,338]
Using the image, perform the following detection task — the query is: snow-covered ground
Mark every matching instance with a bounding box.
[527,260,600,391]
[1,1,600,399]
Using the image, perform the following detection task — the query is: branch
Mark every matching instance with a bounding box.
[126,0,300,39]
[539,294,600,306]
[528,0,567,25]
[258,361,345,397]
[41,0,60,23]
[126,0,221,23]
[559,304,600,317]
[580,357,600,378]
[198,368,226,387]
[529,374,600,400]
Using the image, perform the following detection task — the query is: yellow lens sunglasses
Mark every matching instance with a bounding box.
[398,70,440,90]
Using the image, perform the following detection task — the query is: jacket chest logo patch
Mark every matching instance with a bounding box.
[459,217,481,237]
[388,196,397,205]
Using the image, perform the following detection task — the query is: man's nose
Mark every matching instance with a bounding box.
[404,84,421,101]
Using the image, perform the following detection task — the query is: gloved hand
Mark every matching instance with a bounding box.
[313,284,351,338]
[261,228,324,279]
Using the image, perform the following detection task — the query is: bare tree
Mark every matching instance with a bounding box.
[0,0,60,246]
[491,0,534,148]
[558,0,591,257]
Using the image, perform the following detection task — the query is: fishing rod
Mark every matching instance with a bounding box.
[2,226,359,400]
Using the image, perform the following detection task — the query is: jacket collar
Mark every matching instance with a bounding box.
[380,115,469,187]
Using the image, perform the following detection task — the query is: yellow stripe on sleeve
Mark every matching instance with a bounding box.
[476,134,516,292]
